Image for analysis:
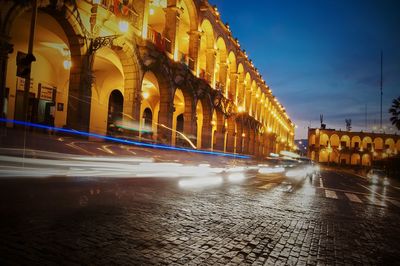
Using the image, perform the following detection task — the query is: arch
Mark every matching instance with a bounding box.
[351,153,361,165]
[227,51,237,102]
[362,154,371,166]
[362,136,373,150]
[176,0,191,62]
[259,93,266,123]
[200,19,215,48]
[107,90,124,135]
[319,134,329,146]
[215,37,228,93]
[180,0,198,31]
[374,137,383,150]
[6,9,80,130]
[351,136,361,148]
[385,138,395,150]
[330,134,340,147]
[244,73,252,113]
[340,135,350,148]
[236,63,245,107]
[228,51,237,73]
[141,70,171,142]
[199,19,215,82]
[143,108,153,128]
[319,150,328,162]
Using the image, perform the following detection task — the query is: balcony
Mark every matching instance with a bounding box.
[147,27,171,54]
[87,0,140,30]
[199,69,212,84]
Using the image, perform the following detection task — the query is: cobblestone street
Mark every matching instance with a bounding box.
[1,164,399,265]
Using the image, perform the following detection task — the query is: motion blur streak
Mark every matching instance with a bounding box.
[0,151,230,179]
[227,173,246,183]
[258,167,285,174]
[0,118,250,159]
[178,176,224,189]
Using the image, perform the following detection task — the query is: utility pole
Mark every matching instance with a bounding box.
[365,104,367,130]
[380,50,383,131]
[22,0,38,123]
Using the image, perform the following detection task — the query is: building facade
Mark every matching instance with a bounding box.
[308,128,400,166]
[0,0,295,156]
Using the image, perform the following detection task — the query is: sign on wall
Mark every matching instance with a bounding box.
[38,83,55,101]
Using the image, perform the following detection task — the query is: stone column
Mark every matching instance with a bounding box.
[214,113,225,151]
[183,107,196,145]
[163,5,182,59]
[229,73,238,103]
[206,48,216,86]
[248,129,255,155]
[158,100,174,144]
[141,0,150,39]
[243,126,249,154]
[188,30,202,72]
[226,116,236,153]
[236,117,244,154]
[201,110,212,150]
[219,62,228,95]
[66,53,92,133]
[0,37,13,123]
[254,131,260,157]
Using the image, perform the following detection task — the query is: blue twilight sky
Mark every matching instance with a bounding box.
[209,0,400,139]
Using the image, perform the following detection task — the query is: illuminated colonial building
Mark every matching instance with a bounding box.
[0,0,295,156]
[308,128,400,166]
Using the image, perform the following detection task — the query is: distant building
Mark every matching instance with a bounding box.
[307,128,400,166]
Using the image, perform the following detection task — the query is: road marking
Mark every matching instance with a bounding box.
[387,199,400,208]
[319,178,324,188]
[325,189,338,199]
[345,193,362,203]
[358,184,385,197]
[366,196,387,207]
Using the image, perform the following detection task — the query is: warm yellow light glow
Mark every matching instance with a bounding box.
[63,59,72,69]
[238,106,244,113]
[119,20,129,33]
[211,121,216,126]
[142,91,150,99]
[242,133,246,137]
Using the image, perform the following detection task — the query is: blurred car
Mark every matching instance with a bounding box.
[366,169,389,186]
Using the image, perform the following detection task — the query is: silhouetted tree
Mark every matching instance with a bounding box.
[389,96,400,130]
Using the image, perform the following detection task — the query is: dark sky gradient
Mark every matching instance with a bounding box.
[209,0,400,139]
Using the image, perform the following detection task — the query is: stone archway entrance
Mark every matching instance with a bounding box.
[107,90,123,135]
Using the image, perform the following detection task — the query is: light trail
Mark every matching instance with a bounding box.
[0,118,250,159]
[0,152,230,179]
